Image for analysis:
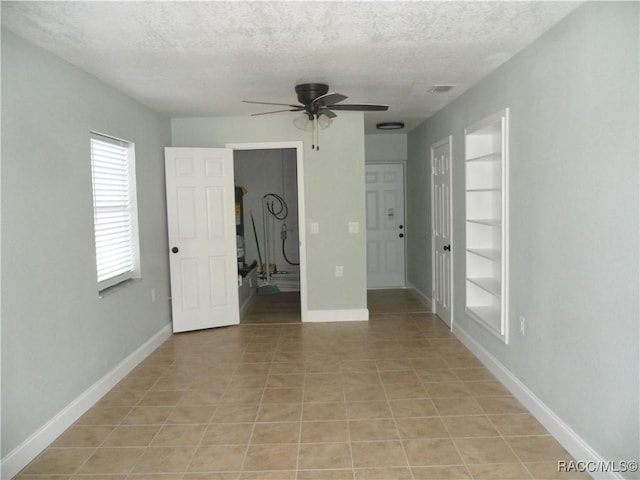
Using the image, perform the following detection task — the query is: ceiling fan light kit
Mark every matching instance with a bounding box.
[244,83,389,150]
[293,113,313,131]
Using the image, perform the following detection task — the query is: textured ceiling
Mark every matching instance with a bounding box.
[2,1,580,133]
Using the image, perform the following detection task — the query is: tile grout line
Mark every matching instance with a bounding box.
[342,359,357,480]
[67,353,171,478]
[380,337,416,480]
[15,292,578,479]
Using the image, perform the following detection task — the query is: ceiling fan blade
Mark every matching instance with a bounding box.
[312,92,347,107]
[243,100,303,109]
[327,103,389,112]
[319,108,337,119]
[250,108,303,116]
[328,103,389,112]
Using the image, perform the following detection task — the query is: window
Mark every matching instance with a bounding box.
[90,132,140,291]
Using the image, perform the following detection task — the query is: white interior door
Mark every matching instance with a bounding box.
[366,163,406,288]
[165,147,239,333]
[431,137,453,327]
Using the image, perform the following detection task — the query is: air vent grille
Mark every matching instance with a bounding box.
[428,85,455,94]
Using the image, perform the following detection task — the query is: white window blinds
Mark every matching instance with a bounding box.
[90,133,140,290]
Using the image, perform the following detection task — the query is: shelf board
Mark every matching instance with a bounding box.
[465,152,501,163]
[466,306,501,330]
[466,187,500,192]
[467,248,501,262]
[466,218,501,227]
[467,277,501,297]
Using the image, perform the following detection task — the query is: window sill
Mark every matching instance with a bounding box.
[98,277,140,298]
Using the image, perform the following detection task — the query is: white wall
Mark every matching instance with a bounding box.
[1,30,172,463]
[407,2,639,472]
[172,114,368,315]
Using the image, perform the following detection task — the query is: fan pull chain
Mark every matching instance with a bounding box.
[312,117,319,151]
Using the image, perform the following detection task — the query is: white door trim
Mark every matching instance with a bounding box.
[226,141,308,322]
[430,136,454,329]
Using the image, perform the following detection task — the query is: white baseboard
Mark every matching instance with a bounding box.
[1,323,172,480]
[453,324,623,480]
[406,282,433,310]
[304,308,369,323]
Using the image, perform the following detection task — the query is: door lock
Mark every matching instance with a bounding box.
[171,246,179,254]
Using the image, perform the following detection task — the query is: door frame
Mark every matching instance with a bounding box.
[430,136,454,329]
[365,161,407,289]
[226,141,308,322]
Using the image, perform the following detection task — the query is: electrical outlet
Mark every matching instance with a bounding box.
[348,222,359,233]
[335,266,344,277]
[151,288,157,303]
[519,315,526,336]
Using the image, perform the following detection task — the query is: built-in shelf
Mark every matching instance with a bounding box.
[467,248,501,262]
[466,187,500,192]
[467,218,502,227]
[464,108,509,343]
[467,306,501,330]
[467,277,501,297]
[466,152,501,163]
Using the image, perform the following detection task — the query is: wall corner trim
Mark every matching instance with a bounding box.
[453,325,624,480]
[1,324,173,479]
[304,309,369,323]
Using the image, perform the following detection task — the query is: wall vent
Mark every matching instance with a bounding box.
[428,85,455,94]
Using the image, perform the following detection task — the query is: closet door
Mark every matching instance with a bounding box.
[431,137,453,328]
[165,147,239,333]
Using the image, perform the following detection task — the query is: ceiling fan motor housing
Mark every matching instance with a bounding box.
[295,83,329,113]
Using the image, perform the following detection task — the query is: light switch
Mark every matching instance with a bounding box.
[310,222,319,234]
[348,222,359,233]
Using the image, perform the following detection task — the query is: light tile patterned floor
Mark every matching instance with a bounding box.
[16,290,587,479]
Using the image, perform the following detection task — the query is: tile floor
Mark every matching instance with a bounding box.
[16,290,587,479]
[241,292,301,325]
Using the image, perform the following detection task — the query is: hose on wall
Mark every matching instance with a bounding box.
[263,193,299,266]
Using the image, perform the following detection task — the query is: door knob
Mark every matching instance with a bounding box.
[171,246,179,254]
[399,225,404,229]
[443,245,451,251]
[399,233,404,238]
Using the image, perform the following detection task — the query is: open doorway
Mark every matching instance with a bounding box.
[231,144,305,323]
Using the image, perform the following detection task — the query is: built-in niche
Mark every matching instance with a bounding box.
[464,108,509,342]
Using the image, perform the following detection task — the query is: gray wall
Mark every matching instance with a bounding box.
[172,114,368,312]
[406,123,435,298]
[1,30,172,456]
[406,2,639,469]
[365,133,408,163]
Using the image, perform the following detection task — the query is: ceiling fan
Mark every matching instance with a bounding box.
[243,83,388,150]
[244,83,388,142]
